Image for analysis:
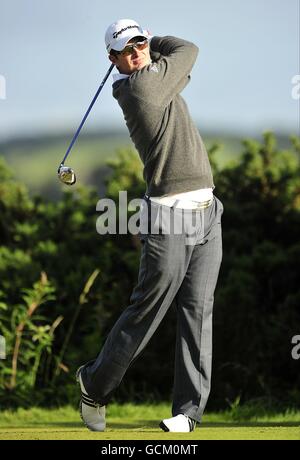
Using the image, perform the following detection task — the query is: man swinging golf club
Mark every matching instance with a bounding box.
[76,18,224,433]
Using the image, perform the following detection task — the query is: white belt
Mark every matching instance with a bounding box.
[149,197,214,210]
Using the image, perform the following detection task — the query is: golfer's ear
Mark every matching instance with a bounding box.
[109,54,118,65]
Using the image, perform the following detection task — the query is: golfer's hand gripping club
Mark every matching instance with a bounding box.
[57,63,115,185]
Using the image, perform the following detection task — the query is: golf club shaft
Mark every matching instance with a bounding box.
[59,63,115,168]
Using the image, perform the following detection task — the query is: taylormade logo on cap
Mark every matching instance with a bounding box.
[105,19,148,53]
[112,25,140,40]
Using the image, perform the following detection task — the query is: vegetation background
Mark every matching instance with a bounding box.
[0,130,299,415]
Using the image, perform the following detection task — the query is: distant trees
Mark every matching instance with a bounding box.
[0,133,299,409]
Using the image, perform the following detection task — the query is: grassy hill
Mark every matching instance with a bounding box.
[0,130,131,200]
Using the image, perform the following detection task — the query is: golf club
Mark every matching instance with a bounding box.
[57,63,115,185]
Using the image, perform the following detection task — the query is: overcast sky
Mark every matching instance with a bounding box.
[0,0,299,141]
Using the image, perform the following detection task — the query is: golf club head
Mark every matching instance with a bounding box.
[58,164,76,185]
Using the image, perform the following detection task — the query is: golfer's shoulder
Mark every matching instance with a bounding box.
[127,65,161,96]
[113,78,145,106]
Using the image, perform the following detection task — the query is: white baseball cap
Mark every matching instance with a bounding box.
[105,19,149,53]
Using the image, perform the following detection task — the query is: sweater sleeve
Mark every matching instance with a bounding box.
[129,36,199,107]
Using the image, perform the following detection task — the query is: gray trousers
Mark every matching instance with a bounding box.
[81,195,223,422]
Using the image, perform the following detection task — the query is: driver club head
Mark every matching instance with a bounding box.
[58,164,76,185]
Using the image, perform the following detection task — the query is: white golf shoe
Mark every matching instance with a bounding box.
[76,367,106,432]
[159,414,196,432]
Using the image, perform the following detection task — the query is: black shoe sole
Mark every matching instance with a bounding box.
[159,421,170,432]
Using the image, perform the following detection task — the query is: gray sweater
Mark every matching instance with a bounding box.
[112,36,214,197]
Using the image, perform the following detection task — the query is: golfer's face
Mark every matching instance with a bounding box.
[110,39,151,74]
